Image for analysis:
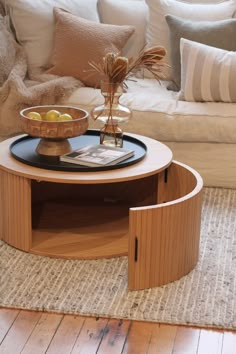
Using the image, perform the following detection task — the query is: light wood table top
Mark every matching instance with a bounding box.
[0,133,173,184]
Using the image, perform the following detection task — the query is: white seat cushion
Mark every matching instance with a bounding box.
[64,78,236,143]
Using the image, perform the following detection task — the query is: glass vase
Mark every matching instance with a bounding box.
[91,81,132,147]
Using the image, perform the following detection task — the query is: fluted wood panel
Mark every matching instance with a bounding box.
[157,162,198,204]
[128,161,203,290]
[1,171,32,251]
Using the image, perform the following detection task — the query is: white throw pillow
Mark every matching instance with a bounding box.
[5,0,99,78]
[145,0,236,75]
[179,38,236,103]
[97,0,148,60]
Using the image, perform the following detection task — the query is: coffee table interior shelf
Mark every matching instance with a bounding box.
[0,133,203,290]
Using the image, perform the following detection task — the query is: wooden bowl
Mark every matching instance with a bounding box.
[20,105,89,156]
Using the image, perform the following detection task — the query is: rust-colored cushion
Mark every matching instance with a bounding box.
[47,7,135,87]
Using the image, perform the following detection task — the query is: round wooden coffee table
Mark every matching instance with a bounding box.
[0,133,203,290]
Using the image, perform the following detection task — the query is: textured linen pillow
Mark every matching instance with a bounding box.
[166,16,236,91]
[179,38,236,103]
[47,8,135,88]
[5,0,100,78]
[97,0,148,60]
[145,0,236,75]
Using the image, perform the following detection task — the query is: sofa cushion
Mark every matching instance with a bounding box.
[64,78,236,144]
[97,0,148,60]
[145,0,236,78]
[180,38,236,103]
[47,8,134,88]
[166,15,236,91]
[5,0,100,78]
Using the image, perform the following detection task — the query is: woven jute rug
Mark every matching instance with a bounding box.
[0,187,236,329]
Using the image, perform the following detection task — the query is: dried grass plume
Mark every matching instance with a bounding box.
[89,46,169,85]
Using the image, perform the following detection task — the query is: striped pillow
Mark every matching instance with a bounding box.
[179,38,236,103]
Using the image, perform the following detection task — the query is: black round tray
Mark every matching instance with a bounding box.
[10,130,147,172]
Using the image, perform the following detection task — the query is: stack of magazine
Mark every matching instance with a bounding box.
[60,144,134,167]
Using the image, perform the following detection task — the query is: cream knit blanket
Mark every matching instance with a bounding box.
[0,16,83,137]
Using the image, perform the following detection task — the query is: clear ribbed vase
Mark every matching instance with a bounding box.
[91,81,132,147]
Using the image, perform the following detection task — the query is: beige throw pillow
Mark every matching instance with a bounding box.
[5,0,100,78]
[179,38,236,103]
[47,8,135,88]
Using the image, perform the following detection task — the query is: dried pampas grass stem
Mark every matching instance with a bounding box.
[88,46,169,85]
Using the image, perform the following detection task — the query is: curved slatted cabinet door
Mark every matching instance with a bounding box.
[0,170,32,251]
[128,161,203,290]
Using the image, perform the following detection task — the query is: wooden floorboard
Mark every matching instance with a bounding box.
[0,309,236,354]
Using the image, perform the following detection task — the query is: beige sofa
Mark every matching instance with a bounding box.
[1,0,236,189]
[64,78,236,189]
